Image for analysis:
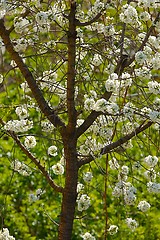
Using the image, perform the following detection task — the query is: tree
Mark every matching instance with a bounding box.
[0,0,160,239]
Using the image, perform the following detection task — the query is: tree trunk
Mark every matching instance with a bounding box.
[58,137,78,239]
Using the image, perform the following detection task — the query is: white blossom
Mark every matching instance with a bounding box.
[152,53,160,70]
[92,54,102,66]
[109,157,120,170]
[48,145,58,156]
[148,81,160,94]
[144,169,157,180]
[77,183,84,193]
[139,11,150,21]
[77,194,90,211]
[24,136,37,149]
[11,160,32,176]
[14,38,28,52]
[84,98,95,111]
[120,4,138,25]
[135,51,147,65]
[126,218,138,230]
[14,17,30,34]
[4,119,33,132]
[0,74,3,84]
[93,98,108,112]
[81,232,95,240]
[105,73,119,92]
[51,162,64,175]
[138,200,151,212]
[144,155,158,167]
[147,181,160,193]
[108,225,118,235]
[0,0,6,19]
[15,106,28,119]
[0,228,15,240]
[83,172,93,182]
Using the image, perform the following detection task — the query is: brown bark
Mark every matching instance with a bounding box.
[58,136,78,239]
[58,2,78,239]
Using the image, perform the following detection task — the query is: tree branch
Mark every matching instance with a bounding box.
[0,118,64,193]
[0,19,66,132]
[75,12,102,27]
[66,1,77,134]
[78,121,153,166]
[101,121,153,155]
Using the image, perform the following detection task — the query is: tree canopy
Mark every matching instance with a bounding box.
[0,0,160,239]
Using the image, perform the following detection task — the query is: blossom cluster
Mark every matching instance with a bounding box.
[77,194,91,211]
[11,160,32,176]
[0,228,15,240]
[4,119,33,132]
[81,232,95,240]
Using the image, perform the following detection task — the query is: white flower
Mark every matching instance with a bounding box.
[41,120,55,132]
[121,73,132,87]
[120,4,138,25]
[48,145,58,156]
[126,218,138,230]
[52,162,64,175]
[108,225,118,235]
[81,232,96,240]
[24,136,36,149]
[15,106,28,119]
[77,194,90,211]
[105,73,119,92]
[138,0,156,8]
[14,38,28,52]
[11,160,32,176]
[123,102,134,117]
[83,172,93,182]
[144,169,156,180]
[92,54,102,66]
[77,183,84,193]
[14,17,30,34]
[121,165,129,175]
[84,98,95,111]
[135,51,147,65]
[0,0,6,19]
[138,200,151,212]
[93,98,108,113]
[0,228,15,240]
[0,74,3,84]
[139,11,150,21]
[109,102,119,115]
[36,11,49,25]
[148,81,160,94]
[135,67,151,80]
[147,181,160,193]
[109,157,119,170]
[20,82,30,93]
[148,110,160,124]
[4,119,33,132]
[144,155,158,167]
[152,53,160,70]
[124,190,136,205]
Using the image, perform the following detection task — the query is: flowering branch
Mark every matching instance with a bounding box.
[0,19,66,132]
[76,91,112,138]
[101,121,153,155]
[75,12,102,26]
[78,121,153,167]
[128,12,160,66]
[0,118,64,193]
